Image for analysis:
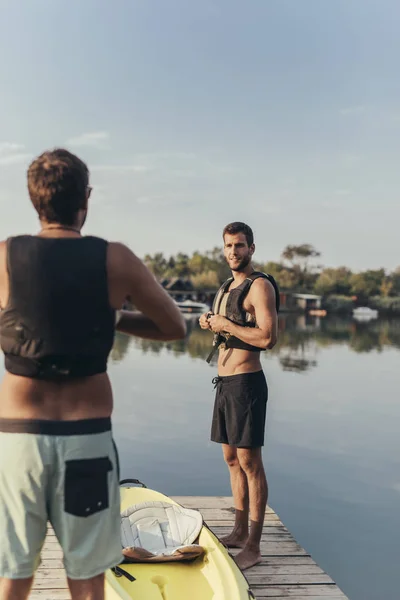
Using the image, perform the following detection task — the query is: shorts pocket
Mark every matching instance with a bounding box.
[64,456,113,517]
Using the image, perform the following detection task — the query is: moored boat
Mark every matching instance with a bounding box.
[105,479,254,600]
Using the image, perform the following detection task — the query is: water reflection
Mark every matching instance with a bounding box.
[112,315,400,372]
[110,330,132,363]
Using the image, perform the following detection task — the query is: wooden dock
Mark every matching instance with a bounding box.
[29,497,348,599]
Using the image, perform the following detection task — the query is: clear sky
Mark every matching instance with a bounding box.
[0,0,399,272]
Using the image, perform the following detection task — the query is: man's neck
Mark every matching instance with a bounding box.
[231,263,254,283]
[39,221,82,237]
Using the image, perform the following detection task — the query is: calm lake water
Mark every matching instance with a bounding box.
[0,315,397,599]
[108,314,400,600]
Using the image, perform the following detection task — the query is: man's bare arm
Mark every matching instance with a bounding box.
[210,279,278,349]
[108,242,186,341]
[0,241,7,310]
[115,309,186,341]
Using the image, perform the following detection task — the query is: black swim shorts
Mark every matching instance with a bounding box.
[210,370,268,448]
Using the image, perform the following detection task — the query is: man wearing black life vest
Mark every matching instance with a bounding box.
[199,221,279,571]
[0,148,186,600]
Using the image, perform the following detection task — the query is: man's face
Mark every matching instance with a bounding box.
[223,232,254,272]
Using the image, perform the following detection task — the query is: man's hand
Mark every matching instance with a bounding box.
[199,312,212,330]
[208,314,230,333]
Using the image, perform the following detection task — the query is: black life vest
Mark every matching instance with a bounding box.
[211,271,280,352]
[0,235,116,380]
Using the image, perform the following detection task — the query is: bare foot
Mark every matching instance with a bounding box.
[219,532,248,549]
[234,547,262,570]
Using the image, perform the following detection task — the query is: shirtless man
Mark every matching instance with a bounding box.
[199,221,279,571]
[0,148,186,600]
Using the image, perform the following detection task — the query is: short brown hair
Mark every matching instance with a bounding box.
[223,221,254,246]
[27,148,89,226]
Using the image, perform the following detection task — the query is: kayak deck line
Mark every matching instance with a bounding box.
[29,496,349,599]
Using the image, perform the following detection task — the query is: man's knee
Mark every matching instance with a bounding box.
[68,573,104,600]
[0,577,33,600]
[222,445,239,469]
[237,448,264,474]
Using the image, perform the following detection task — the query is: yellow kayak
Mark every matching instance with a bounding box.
[105,479,254,600]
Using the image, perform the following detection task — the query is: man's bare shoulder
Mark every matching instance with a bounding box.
[0,241,7,308]
[106,241,156,289]
[108,240,135,258]
[107,241,141,272]
[250,276,276,299]
[0,241,6,262]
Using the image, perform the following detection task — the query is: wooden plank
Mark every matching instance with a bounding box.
[171,496,275,512]
[34,569,67,579]
[251,585,348,598]
[209,527,293,538]
[248,574,335,585]
[31,579,69,590]
[40,549,63,559]
[205,512,282,522]
[29,592,71,599]
[205,519,285,527]
[246,565,326,576]
[37,559,64,569]
[186,507,279,518]
[235,542,309,555]
[251,557,328,567]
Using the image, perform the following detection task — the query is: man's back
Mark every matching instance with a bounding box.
[0,232,186,421]
[0,232,116,420]
[0,235,115,375]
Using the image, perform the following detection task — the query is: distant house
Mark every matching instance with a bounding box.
[263,291,322,313]
[292,293,322,311]
[160,277,196,302]
[159,280,322,313]
[162,277,194,292]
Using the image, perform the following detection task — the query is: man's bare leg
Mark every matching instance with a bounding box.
[219,444,249,548]
[234,447,267,570]
[0,577,33,600]
[68,573,105,600]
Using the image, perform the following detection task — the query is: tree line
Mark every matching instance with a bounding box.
[143,243,400,302]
